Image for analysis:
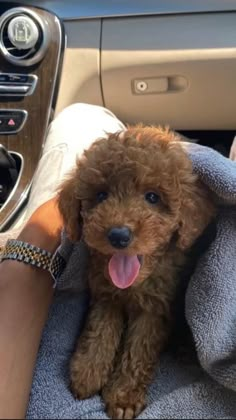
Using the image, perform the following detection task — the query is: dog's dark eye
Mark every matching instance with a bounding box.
[96,191,109,203]
[145,192,159,204]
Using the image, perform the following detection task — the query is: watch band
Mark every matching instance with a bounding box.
[0,239,66,286]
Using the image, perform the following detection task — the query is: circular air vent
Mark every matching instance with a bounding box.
[0,8,50,66]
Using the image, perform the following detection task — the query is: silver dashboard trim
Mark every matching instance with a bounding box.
[0,73,38,96]
[0,7,50,67]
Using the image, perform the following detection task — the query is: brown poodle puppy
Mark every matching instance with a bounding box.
[58,126,216,419]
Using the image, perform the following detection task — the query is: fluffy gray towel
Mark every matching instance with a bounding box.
[27,143,236,419]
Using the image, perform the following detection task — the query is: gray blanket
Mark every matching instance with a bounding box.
[27,143,236,419]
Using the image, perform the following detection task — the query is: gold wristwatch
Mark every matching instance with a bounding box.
[0,239,66,286]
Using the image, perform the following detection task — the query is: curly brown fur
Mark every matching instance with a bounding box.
[58,126,216,419]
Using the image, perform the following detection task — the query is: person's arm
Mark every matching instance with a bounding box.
[0,197,64,419]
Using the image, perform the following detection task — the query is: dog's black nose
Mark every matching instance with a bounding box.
[107,227,132,249]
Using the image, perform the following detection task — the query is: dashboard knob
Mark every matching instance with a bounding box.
[7,15,39,50]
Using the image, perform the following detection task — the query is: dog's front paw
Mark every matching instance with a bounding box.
[106,402,145,420]
[70,353,107,399]
[103,386,146,419]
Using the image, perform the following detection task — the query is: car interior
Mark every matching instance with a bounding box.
[0,0,236,232]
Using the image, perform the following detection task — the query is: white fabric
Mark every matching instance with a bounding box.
[25,103,126,219]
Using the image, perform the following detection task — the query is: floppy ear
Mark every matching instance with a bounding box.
[57,172,82,242]
[177,181,216,250]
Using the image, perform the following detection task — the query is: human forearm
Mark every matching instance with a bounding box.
[0,197,64,418]
[0,262,53,419]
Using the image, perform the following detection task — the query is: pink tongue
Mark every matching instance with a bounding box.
[108,254,141,289]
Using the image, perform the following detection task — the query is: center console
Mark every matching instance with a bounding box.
[0,4,64,231]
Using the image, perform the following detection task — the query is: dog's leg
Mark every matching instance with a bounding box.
[103,311,169,419]
[70,302,123,399]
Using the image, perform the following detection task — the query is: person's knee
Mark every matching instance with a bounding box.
[50,103,125,142]
[54,102,124,127]
[56,103,108,120]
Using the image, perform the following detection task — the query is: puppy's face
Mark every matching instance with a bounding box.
[59,127,215,289]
